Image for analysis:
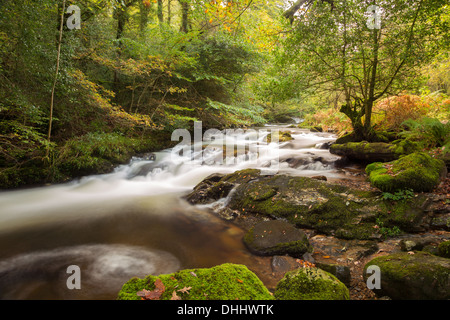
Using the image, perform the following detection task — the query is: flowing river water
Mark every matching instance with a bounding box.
[0,124,366,299]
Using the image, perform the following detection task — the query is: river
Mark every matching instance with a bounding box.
[0,124,365,299]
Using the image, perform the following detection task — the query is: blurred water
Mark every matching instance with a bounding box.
[0,126,357,299]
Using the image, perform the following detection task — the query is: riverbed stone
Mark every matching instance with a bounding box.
[243,220,312,257]
[316,263,351,287]
[363,251,450,300]
[273,267,350,300]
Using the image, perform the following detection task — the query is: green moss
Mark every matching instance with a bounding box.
[273,267,349,300]
[363,251,450,299]
[228,173,428,240]
[117,263,274,300]
[366,152,445,192]
[266,131,293,143]
[438,241,450,258]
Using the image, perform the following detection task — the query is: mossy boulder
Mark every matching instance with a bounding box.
[365,152,446,192]
[273,267,349,300]
[117,263,274,300]
[187,169,431,240]
[185,169,261,204]
[243,220,312,257]
[363,251,450,300]
[226,171,429,239]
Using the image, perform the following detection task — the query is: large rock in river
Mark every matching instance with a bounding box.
[363,251,450,300]
[185,169,432,239]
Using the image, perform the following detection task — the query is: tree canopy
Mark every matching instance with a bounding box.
[0,0,448,188]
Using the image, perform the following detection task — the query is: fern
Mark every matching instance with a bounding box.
[400,117,450,148]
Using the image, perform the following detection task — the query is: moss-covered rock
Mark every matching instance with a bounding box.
[243,220,312,257]
[438,240,450,258]
[366,152,446,192]
[228,172,429,239]
[266,131,293,143]
[363,251,450,300]
[117,263,274,300]
[330,141,401,162]
[329,137,421,163]
[188,169,431,240]
[185,169,261,204]
[273,267,349,300]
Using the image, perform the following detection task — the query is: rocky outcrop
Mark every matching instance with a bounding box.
[186,169,432,240]
[363,251,450,300]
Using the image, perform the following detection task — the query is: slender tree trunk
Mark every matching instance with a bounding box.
[180,0,189,33]
[158,0,164,24]
[46,0,66,157]
[113,5,127,98]
[363,27,380,140]
[140,1,151,34]
[167,0,172,25]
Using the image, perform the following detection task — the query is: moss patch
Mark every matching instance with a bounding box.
[438,240,450,258]
[363,251,450,300]
[366,152,445,192]
[117,263,274,300]
[273,267,349,300]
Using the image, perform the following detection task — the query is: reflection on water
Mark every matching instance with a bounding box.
[0,126,362,299]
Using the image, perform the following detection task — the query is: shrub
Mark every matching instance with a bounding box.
[372,93,430,131]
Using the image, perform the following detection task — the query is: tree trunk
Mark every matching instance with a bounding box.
[46,0,66,157]
[180,0,189,33]
[158,0,164,24]
[140,1,151,34]
[167,0,172,25]
[364,27,379,138]
[113,5,128,98]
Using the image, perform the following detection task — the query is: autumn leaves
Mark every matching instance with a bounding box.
[137,278,193,300]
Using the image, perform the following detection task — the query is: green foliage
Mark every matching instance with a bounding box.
[381,189,415,201]
[276,0,448,139]
[400,117,450,150]
[55,132,161,178]
[375,218,402,238]
[205,99,266,127]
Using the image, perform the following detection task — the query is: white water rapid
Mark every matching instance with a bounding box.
[0,125,362,299]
